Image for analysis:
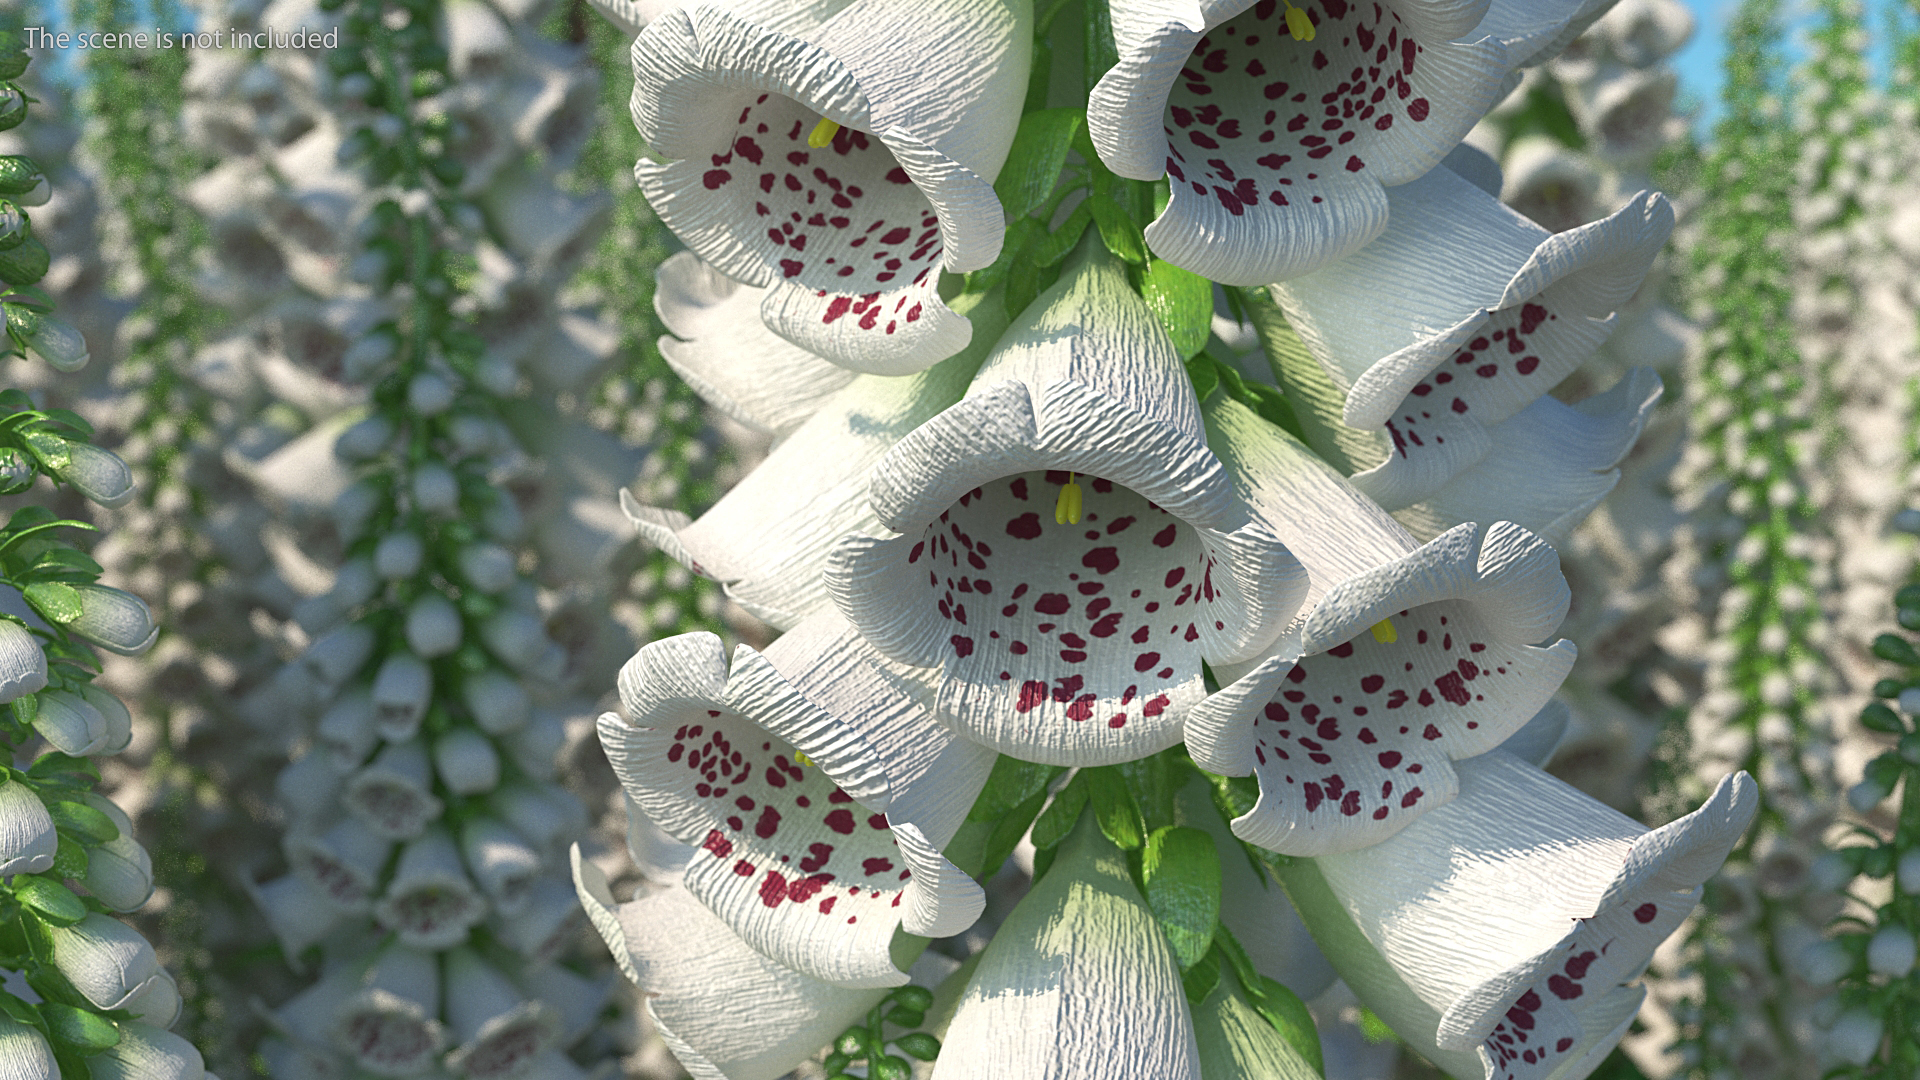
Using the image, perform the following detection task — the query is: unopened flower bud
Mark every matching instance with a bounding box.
[334,480,383,543]
[1868,924,1916,977]
[457,543,516,594]
[1847,779,1891,814]
[66,584,157,656]
[54,441,134,507]
[46,912,165,1013]
[0,1013,55,1080]
[374,531,425,580]
[343,329,399,381]
[336,414,395,461]
[461,670,529,735]
[1828,1007,1884,1066]
[406,594,463,657]
[408,372,456,415]
[434,728,500,795]
[372,652,433,742]
[412,462,460,516]
[32,688,112,756]
[1794,938,1851,985]
[303,622,376,687]
[447,413,496,454]
[0,777,55,876]
[76,683,131,756]
[482,492,525,542]
[83,1020,206,1080]
[9,307,88,371]
[0,619,47,703]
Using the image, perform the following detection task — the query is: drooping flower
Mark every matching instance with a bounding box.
[1189,398,1574,854]
[0,620,46,703]
[940,812,1200,1080]
[1268,163,1672,509]
[0,777,55,877]
[1279,753,1757,1080]
[1088,0,1589,285]
[45,912,171,1015]
[598,612,992,988]
[827,243,1307,766]
[78,1021,206,1080]
[630,0,1031,374]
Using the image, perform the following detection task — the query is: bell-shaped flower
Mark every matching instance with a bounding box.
[519,962,615,1044]
[54,441,136,508]
[315,687,377,769]
[1269,165,1672,509]
[630,0,1030,374]
[463,670,532,735]
[0,619,46,703]
[370,652,432,742]
[0,1013,55,1080]
[76,684,133,757]
[1190,399,1575,854]
[573,846,891,1080]
[654,250,857,436]
[0,778,55,877]
[1280,753,1757,1080]
[627,289,1008,629]
[80,1021,206,1080]
[374,825,488,948]
[331,945,446,1077]
[599,611,992,988]
[1398,366,1662,548]
[301,622,377,690]
[492,876,587,964]
[941,812,1200,1079]
[827,244,1307,766]
[13,309,90,371]
[246,873,346,963]
[405,593,463,658]
[46,912,168,1014]
[286,815,393,914]
[442,948,563,1080]
[343,739,445,839]
[1088,0,1589,285]
[86,830,157,913]
[461,816,543,916]
[433,728,502,795]
[65,583,158,657]
[31,688,114,757]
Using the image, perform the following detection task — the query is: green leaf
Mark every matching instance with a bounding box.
[890,985,934,1013]
[1185,353,1221,403]
[1138,258,1212,359]
[21,580,80,624]
[1235,381,1307,443]
[1861,702,1908,735]
[9,692,34,728]
[46,799,118,844]
[1181,947,1222,1005]
[50,834,86,878]
[1030,774,1088,850]
[1083,766,1145,850]
[1030,201,1092,268]
[993,109,1085,223]
[32,547,101,577]
[1141,826,1222,969]
[1087,193,1147,265]
[2,504,53,531]
[1244,973,1323,1074]
[968,757,1066,822]
[1875,633,1920,667]
[36,409,90,438]
[1082,0,1118,94]
[966,215,1043,294]
[17,428,66,471]
[1004,257,1061,325]
[40,1002,119,1051]
[1355,1005,1398,1045]
[894,1032,940,1061]
[13,875,86,926]
[1116,753,1178,833]
[979,787,1049,882]
[0,989,41,1028]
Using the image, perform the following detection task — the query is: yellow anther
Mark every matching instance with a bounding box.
[807,117,842,149]
[794,750,815,767]
[1369,617,1397,644]
[1055,472,1084,525]
[1283,0,1314,41]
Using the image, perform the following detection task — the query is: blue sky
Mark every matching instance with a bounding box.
[1669,0,1907,132]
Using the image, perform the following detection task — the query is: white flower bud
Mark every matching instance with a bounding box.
[407,372,457,415]
[1795,938,1852,985]
[475,353,518,395]
[1869,924,1916,977]
[275,754,347,823]
[0,778,54,877]
[375,826,488,949]
[482,492,525,542]
[18,310,89,371]
[76,684,132,757]
[434,728,500,795]
[1899,850,1920,894]
[335,414,395,461]
[46,913,165,1013]
[462,670,530,735]
[489,781,586,852]
[461,817,541,915]
[443,948,561,1079]
[448,413,496,455]
[125,969,182,1028]
[0,620,45,704]
[1828,1007,1884,1066]
[1848,779,1892,814]
[405,594,462,658]
[1809,851,1857,892]
[0,1012,56,1080]
[315,687,376,769]
[55,441,135,508]
[245,874,342,964]
[479,609,547,669]
[374,531,424,580]
[32,689,112,756]
[66,584,157,656]
[303,622,375,688]
[457,543,517,594]
[345,739,445,839]
[344,330,399,381]
[489,876,582,963]
[372,652,433,742]
[86,831,156,913]
[1896,507,1920,535]
[505,709,567,780]
[412,462,460,516]
[334,480,382,543]
[79,1022,205,1080]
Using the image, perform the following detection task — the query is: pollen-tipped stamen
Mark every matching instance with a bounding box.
[807,117,841,149]
[1282,0,1314,41]
[1055,472,1084,525]
[1369,617,1397,644]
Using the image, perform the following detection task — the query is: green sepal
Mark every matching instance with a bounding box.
[1872,633,1919,667]
[967,756,1065,823]
[2,284,50,311]
[0,237,47,286]
[0,157,38,195]
[966,215,1043,295]
[1181,946,1222,1005]
[979,786,1049,883]
[1213,926,1322,1072]
[885,1009,925,1029]
[0,989,41,1028]
[890,985,934,1012]
[1861,702,1908,735]
[994,109,1085,223]
[1874,678,1908,699]
[1115,753,1178,833]
[10,692,35,728]
[0,85,24,133]
[36,409,90,438]
[1897,584,1920,610]
[22,580,81,624]
[17,429,68,472]
[1030,773,1088,850]
[1141,826,1222,969]
[1138,258,1212,359]
[14,875,87,926]
[1082,0,1117,93]
[894,1032,940,1061]
[50,834,87,879]
[871,1055,912,1080]
[0,45,26,83]
[1087,193,1147,265]
[46,799,118,844]
[1186,353,1221,403]
[40,1002,119,1051]
[1029,201,1092,267]
[27,753,96,787]
[1083,765,1145,850]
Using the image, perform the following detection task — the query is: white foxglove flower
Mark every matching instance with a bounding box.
[1190,400,1574,854]
[602,616,990,987]
[631,0,1030,374]
[478,608,550,670]
[405,593,464,657]
[573,847,889,1080]
[489,780,588,853]
[1827,1008,1885,1067]
[942,813,1199,1080]
[86,830,157,913]
[286,815,393,913]
[1282,753,1756,1080]
[303,622,377,688]
[456,543,517,594]
[245,874,344,963]
[374,531,425,579]
[433,728,502,795]
[461,817,542,915]
[627,290,1007,629]
[518,962,614,1044]
[14,308,89,371]
[463,669,531,735]
[128,970,183,1028]
[0,1013,55,1080]
[1868,925,1916,978]
[333,945,446,1076]
[442,948,562,1080]
[344,739,446,839]
[371,652,433,742]
[374,825,488,948]
[1501,135,1600,234]
[412,462,461,516]
[31,688,113,756]
[0,620,46,703]
[0,780,55,878]
[54,441,135,507]
[81,1021,206,1080]
[1401,366,1663,547]
[1088,0,1585,284]
[46,912,167,1013]
[492,876,587,963]
[827,245,1307,765]
[1270,165,1671,508]
[76,684,133,756]
[65,583,158,656]
[655,251,857,436]
[316,687,378,768]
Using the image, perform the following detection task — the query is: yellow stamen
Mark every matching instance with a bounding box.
[807,117,841,149]
[1283,0,1315,41]
[794,750,815,767]
[1055,472,1083,525]
[1369,617,1397,644]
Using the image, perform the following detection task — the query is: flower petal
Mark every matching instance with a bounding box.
[621,312,997,628]
[632,0,1028,373]
[940,813,1201,1080]
[829,250,1306,766]
[572,848,886,1080]
[1092,0,1513,284]
[654,251,857,436]
[1401,366,1662,547]
[600,628,986,986]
